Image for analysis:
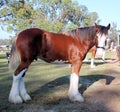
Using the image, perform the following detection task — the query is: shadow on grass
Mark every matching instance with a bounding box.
[79,74,115,94]
[30,73,115,104]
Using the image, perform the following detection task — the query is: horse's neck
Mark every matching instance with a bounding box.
[80,39,96,56]
[88,37,97,50]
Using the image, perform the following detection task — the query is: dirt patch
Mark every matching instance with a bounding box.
[83,62,120,112]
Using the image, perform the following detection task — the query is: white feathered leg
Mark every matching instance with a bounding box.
[20,77,31,102]
[9,69,27,104]
[68,73,84,102]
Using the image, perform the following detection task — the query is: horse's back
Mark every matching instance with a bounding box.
[17,28,44,41]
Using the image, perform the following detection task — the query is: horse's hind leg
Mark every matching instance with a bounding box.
[19,72,31,103]
[9,61,32,104]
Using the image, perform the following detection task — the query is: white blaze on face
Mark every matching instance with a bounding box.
[96,33,107,57]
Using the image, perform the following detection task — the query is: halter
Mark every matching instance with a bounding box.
[97,46,105,50]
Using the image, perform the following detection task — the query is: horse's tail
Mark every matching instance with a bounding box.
[9,37,20,70]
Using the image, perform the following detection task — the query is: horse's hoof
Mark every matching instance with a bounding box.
[21,94,31,102]
[68,93,84,102]
[9,95,23,104]
[90,65,96,68]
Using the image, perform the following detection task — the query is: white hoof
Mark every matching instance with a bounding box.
[20,93,31,102]
[9,94,23,104]
[91,65,96,68]
[68,93,84,102]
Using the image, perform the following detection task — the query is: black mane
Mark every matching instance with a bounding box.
[64,25,109,41]
[64,26,96,41]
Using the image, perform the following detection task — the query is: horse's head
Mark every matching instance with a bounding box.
[95,23,110,57]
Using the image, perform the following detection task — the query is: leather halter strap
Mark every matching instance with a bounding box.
[97,46,105,50]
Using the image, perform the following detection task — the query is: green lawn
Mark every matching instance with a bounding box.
[0,51,115,112]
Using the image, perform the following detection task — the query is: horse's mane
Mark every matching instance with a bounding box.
[63,26,96,41]
[63,25,109,42]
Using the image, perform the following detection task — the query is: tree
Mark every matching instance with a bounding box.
[0,0,99,34]
[83,12,100,26]
[0,0,34,33]
[109,22,118,44]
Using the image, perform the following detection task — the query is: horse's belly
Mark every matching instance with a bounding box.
[51,59,69,64]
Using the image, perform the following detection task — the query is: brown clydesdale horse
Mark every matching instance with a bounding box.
[9,23,110,104]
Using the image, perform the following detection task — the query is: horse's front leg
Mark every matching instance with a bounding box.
[68,61,84,102]
[101,50,106,62]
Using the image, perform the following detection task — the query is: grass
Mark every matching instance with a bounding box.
[0,51,115,112]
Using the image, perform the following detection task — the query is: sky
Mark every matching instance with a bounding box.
[77,0,120,28]
[0,27,14,40]
[0,0,120,39]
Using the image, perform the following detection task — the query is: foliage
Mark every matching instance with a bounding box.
[83,12,100,26]
[109,22,118,44]
[0,0,99,34]
[0,39,12,45]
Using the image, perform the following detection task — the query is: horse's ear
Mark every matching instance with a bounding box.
[107,23,110,30]
[95,23,99,31]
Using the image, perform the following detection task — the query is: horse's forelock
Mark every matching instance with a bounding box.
[98,25,109,36]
